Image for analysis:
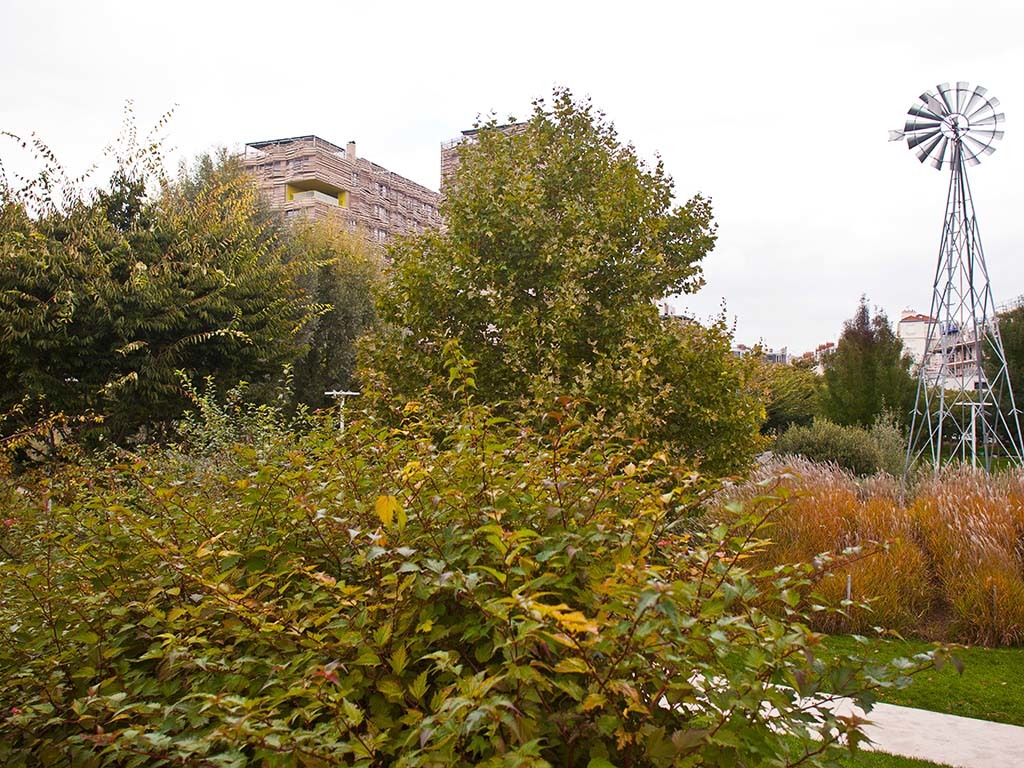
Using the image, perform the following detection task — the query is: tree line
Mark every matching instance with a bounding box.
[2,92,764,475]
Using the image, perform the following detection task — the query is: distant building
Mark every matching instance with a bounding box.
[897,308,987,390]
[241,135,441,242]
[731,343,792,364]
[897,310,934,369]
[813,342,835,362]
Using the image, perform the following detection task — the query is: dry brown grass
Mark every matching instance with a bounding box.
[911,467,1024,645]
[720,458,1024,645]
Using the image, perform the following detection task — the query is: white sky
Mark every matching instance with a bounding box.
[3,0,1024,354]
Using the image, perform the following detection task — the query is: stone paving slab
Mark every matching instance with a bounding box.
[849,701,1024,768]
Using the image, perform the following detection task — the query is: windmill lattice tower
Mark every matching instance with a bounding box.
[890,82,1024,473]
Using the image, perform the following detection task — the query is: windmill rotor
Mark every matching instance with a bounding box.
[889,81,1004,169]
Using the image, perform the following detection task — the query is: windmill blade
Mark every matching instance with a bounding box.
[904,124,941,140]
[966,128,1004,145]
[915,133,945,164]
[904,117,942,137]
[905,116,941,133]
[920,90,951,117]
[956,81,970,113]
[933,136,950,168]
[962,85,988,117]
[909,103,944,122]
[966,129,1003,147]
[959,139,981,165]
[963,134,997,159]
[908,128,942,150]
[937,83,955,113]
[969,114,1003,128]
[968,96,1000,121]
[889,130,906,141]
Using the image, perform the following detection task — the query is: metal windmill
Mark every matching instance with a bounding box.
[890,82,1024,473]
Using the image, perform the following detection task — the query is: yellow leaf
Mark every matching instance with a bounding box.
[375,495,400,528]
[555,657,590,674]
[582,692,607,711]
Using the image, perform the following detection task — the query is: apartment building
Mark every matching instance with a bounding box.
[898,309,988,390]
[241,135,441,242]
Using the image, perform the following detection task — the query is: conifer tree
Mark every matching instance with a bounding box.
[821,297,914,428]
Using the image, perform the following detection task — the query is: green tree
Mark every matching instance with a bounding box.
[993,303,1024,400]
[0,136,316,445]
[363,89,763,475]
[821,297,914,428]
[758,360,820,435]
[286,219,382,409]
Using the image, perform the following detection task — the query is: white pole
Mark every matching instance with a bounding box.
[324,390,360,434]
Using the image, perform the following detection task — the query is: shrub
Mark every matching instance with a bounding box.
[774,420,881,476]
[867,414,908,477]
[773,416,906,477]
[0,394,938,766]
[0,134,320,446]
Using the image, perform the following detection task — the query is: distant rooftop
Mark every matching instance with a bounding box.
[246,135,348,153]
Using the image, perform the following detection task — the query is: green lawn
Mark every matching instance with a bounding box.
[822,635,1024,727]
[838,750,950,767]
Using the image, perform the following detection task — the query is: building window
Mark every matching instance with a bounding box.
[375,229,387,242]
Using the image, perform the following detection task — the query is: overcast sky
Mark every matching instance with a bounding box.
[3,0,1024,354]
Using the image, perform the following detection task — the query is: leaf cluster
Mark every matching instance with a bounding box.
[758,362,821,435]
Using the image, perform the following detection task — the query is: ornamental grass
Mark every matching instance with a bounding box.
[723,457,1024,646]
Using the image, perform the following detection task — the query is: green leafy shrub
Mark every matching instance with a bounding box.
[0,127,327,447]
[774,417,905,477]
[0,392,939,766]
[758,360,820,435]
[866,415,908,477]
[173,370,309,461]
[774,420,879,476]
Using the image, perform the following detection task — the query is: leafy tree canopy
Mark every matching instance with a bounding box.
[821,297,914,428]
[363,89,763,475]
[285,220,383,409]
[993,302,1024,401]
[0,130,318,445]
[758,359,820,435]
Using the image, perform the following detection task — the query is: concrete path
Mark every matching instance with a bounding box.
[841,700,1024,768]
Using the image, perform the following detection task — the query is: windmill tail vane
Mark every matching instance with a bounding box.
[893,82,1023,476]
